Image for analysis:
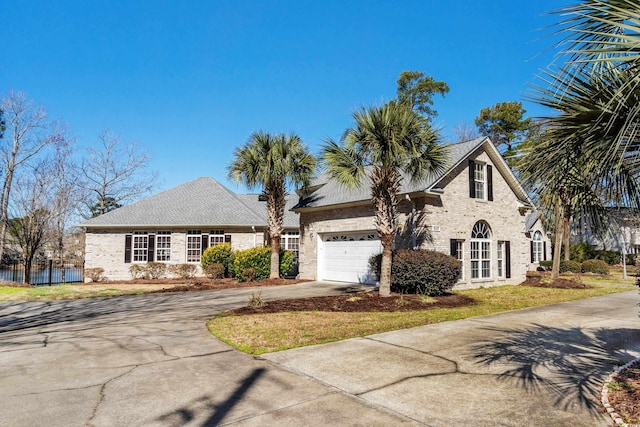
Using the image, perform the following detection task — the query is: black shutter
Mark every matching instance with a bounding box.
[450,239,457,257]
[469,160,476,198]
[543,242,547,261]
[225,234,231,243]
[201,235,209,254]
[124,234,132,263]
[487,165,493,201]
[147,235,155,262]
[505,241,511,279]
[530,240,535,263]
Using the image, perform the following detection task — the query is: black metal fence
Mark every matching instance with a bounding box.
[0,259,84,285]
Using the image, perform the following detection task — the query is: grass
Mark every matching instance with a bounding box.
[0,283,179,302]
[207,272,638,355]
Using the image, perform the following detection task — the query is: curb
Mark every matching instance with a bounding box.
[601,357,640,427]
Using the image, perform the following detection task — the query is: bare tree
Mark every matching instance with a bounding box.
[8,164,54,283]
[80,130,157,218]
[0,91,60,262]
[49,132,81,282]
[451,122,480,142]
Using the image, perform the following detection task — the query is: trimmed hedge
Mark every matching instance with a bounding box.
[370,249,461,296]
[595,250,621,265]
[581,259,609,274]
[232,246,295,282]
[201,243,234,277]
[533,259,582,273]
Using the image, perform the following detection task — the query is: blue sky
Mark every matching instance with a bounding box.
[1,0,569,194]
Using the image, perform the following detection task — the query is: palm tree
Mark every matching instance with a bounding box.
[322,102,448,296]
[229,131,316,279]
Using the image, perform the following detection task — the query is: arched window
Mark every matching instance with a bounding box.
[471,221,491,279]
[532,231,543,263]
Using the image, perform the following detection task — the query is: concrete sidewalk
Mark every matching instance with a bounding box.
[263,290,640,426]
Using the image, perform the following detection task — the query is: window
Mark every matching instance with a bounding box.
[469,160,493,201]
[532,231,543,263]
[133,232,148,262]
[474,162,485,200]
[209,229,225,246]
[450,239,464,280]
[471,221,491,279]
[281,231,300,263]
[156,231,171,262]
[497,242,504,278]
[186,230,202,263]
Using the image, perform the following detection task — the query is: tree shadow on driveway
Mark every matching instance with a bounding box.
[471,324,640,412]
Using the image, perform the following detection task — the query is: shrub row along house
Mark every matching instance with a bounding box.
[82,137,550,287]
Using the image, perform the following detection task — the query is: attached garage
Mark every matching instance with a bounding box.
[318,232,382,284]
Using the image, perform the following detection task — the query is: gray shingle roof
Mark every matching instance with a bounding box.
[81,177,299,228]
[295,137,487,209]
[524,210,542,232]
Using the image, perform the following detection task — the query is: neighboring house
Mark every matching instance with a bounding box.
[572,207,640,255]
[293,137,550,288]
[81,177,299,280]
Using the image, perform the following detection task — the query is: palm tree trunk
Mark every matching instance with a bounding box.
[270,235,280,279]
[379,233,394,296]
[563,206,571,261]
[552,198,564,281]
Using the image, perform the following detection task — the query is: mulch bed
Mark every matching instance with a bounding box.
[607,361,640,424]
[231,291,476,314]
[519,277,592,289]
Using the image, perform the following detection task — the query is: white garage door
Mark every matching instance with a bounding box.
[320,232,382,284]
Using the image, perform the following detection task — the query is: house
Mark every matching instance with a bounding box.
[293,137,550,288]
[572,207,640,256]
[81,177,300,280]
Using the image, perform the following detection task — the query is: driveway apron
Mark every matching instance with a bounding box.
[263,290,640,427]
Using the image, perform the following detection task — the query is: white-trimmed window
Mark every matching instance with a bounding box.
[186,230,202,263]
[210,229,225,246]
[471,221,491,279]
[532,231,543,263]
[280,231,300,262]
[133,231,148,262]
[156,231,171,262]
[497,241,505,278]
[474,162,485,200]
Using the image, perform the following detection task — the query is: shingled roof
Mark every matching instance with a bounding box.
[81,177,299,228]
[295,137,532,210]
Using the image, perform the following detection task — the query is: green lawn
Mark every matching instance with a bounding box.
[208,272,638,355]
[0,283,179,302]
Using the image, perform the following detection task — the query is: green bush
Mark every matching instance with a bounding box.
[559,259,582,273]
[581,259,609,274]
[170,263,197,279]
[242,267,257,282]
[539,260,553,271]
[232,246,295,282]
[569,242,595,263]
[626,254,636,266]
[201,243,234,277]
[595,250,621,265]
[204,263,225,279]
[369,250,461,296]
[146,262,167,279]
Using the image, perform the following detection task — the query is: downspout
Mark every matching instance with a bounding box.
[252,226,256,248]
[405,194,417,249]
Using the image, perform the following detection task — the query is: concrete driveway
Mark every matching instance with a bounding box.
[264,290,640,426]
[1,284,638,426]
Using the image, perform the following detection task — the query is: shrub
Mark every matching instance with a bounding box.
[232,246,294,282]
[279,250,295,277]
[626,254,636,266]
[581,259,609,274]
[595,250,621,265]
[204,263,225,279]
[559,259,582,273]
[242,267,257,282]
[129,264,147,279]
[201,243,234,277]
[369,250,461,296]
[170,263,197,279]
[84,267,105,282]
[538,260,553,271]
[569,242,595,263]
[146,262,167,279]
